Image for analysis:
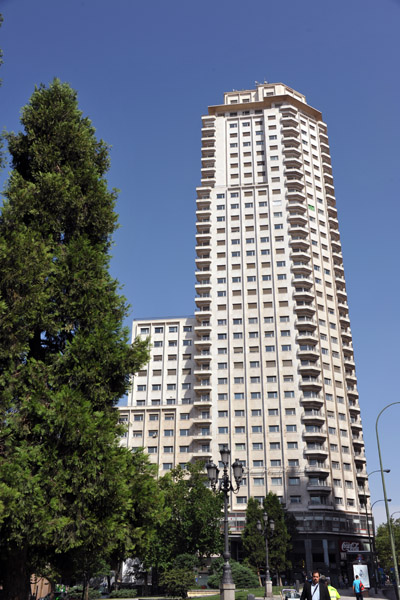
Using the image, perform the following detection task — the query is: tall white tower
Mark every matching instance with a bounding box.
[122,83,370,578]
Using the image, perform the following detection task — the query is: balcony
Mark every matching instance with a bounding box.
[284,157,303,170]
[351,420,363,432]
[288,224,309,237]
[191,449,212,460]
[295,314,316,327]
[193,395,212,406]
[287,201,307,215]
[304,444,328,458]
[303,427,326,442]
[193,381,212,393]
[282,125,300,137]
[192,429,212,441]
[326,193,336,207]
[290,249,311,263]
[293,288,315,302]
[298,361,321,377]
[307,481,332,493]
[300,377,322,392]
[284,167,304,179]
[294,303,316,317]
[281,115,298,127]
[297,330,318,343]
[194,351,211,363]
[347,387,359,400]
[288,213,308,227]
[305,464,330,476]
[282,145,302,159]
[194,366,212,378]
[308,501,334,510]
[282,136,301,148]
[302,410,325,425]
[192,414,212,424]
[301,394,324,408]
[293,273,313,287]
[287,189,306,202]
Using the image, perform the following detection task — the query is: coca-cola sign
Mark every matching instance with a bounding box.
[340,540,361,552]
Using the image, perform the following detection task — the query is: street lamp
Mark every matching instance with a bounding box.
[391,512,400,520]
[376,402,400,600]
[257,515,275,598]
[363,470,390,592]
[206,447,244,600]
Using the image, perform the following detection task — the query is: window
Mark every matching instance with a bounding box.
[134,414,144,422]
[289,477,300,485]
[235,409,245,417]
[252,425,262,433]
[288,459,299,467]
[218,378,228,384]
[286,424,297,432]
[285,408,296,415]
[269,425,279,432]
[163,463,173,471]
[180,429,189,436]
[268,408,278,416]
[287,442,298,449]
[271,477,282,486]
[219,410,228,418]
[265,345,275,352]
[137,384,146,391]
[234,392,244,400]
[253,442,263,450]
[235,426,245,434]
[284,391,295,398]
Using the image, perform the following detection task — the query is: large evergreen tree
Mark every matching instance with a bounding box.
[242,497,265,578]
[0,80,150,600]
[263,493,292,584]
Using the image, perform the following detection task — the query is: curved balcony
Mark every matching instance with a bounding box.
[307,483,332,494]
[288,212,308,227]
[193,380,212,393]
[336,287,347,301]
[292,263,313,278]
[301,393,323,408]
[347,387,359,400]
[290,249,311,262]
[194,350,211,363]
[289,224,309,237]
[349,403,361,415]
[298,361,321,377]
[281,115,298,127]
[191,450,212,461]
[192,414,212,425]
[303,427,326,442]
[328,216,339,230]
[293,274,313,287]
[297,330,318,343]
[283,146,302,159]
[340,314,351,327]
[325,182,335,195]
[294,303,316,317]
[295,314,316,326]
[282,136,301,148]
[287,190,307,202]
[287,201,307,214]
[191,429,212,441]
[195,258,211,271]
[350,420,363,432]
[298,346,319,361]
[282,125,300,137]
[193,366,212,378]
[284,156,303,170]
[304,444,328,458]
[305,464,330,476]
[290,238,310,252]
[326,192,336,206]
[341,328,352,342]
[300,377,322,392]
[331,239,342,253]
[293,288,315,302]
[284,167,304,179]
[302,410,325,425]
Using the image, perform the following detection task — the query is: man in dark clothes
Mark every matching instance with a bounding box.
[301,571,331,600]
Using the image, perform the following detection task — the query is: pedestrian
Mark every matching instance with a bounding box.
[325,577,340,600]
[352,575,363,600]
[300,570,331,600]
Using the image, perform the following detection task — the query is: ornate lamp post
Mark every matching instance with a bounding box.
[257,514,275,598]
[206,447,244,600]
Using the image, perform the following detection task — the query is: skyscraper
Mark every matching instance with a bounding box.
[120,83,370,578]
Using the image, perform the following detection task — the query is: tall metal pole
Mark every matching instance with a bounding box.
[363,486,375,592]
[221,464,233,585]
[376,403,400,600]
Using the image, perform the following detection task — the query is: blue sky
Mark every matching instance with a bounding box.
[1,0,400,526]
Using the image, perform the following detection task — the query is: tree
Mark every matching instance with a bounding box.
[241,497,265,579]
[0,80,150,600]
[146,461,224,589]
[263,493,292,584]
[207,558,259,589]
[160,569,196,598]
[375,518,400,572]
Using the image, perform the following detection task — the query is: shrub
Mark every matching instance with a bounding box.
[207,559,259,589]
[160,568,196,598]
[109,590,137,598]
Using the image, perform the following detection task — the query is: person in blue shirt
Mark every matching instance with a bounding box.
[353,575,363,600]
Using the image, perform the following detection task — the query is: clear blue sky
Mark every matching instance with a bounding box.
[1,0,400,526]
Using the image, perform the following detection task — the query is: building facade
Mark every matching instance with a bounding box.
[120,83,371,581]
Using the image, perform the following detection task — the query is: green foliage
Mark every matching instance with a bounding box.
[173,554,201,570]
[241,497,265,572]
[67,588,101,600]
[263,493,293,578]
[109,590,138,598]
[147,461,223,572]
[375,518,400,571]
[160,568,196,598]
[0,80,151,599]
[207,558,259,589]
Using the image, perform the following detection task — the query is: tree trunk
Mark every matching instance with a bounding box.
[2,547,31,600]
[81,575,89,600]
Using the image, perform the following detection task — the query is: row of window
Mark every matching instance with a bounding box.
[140,325,193,334]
